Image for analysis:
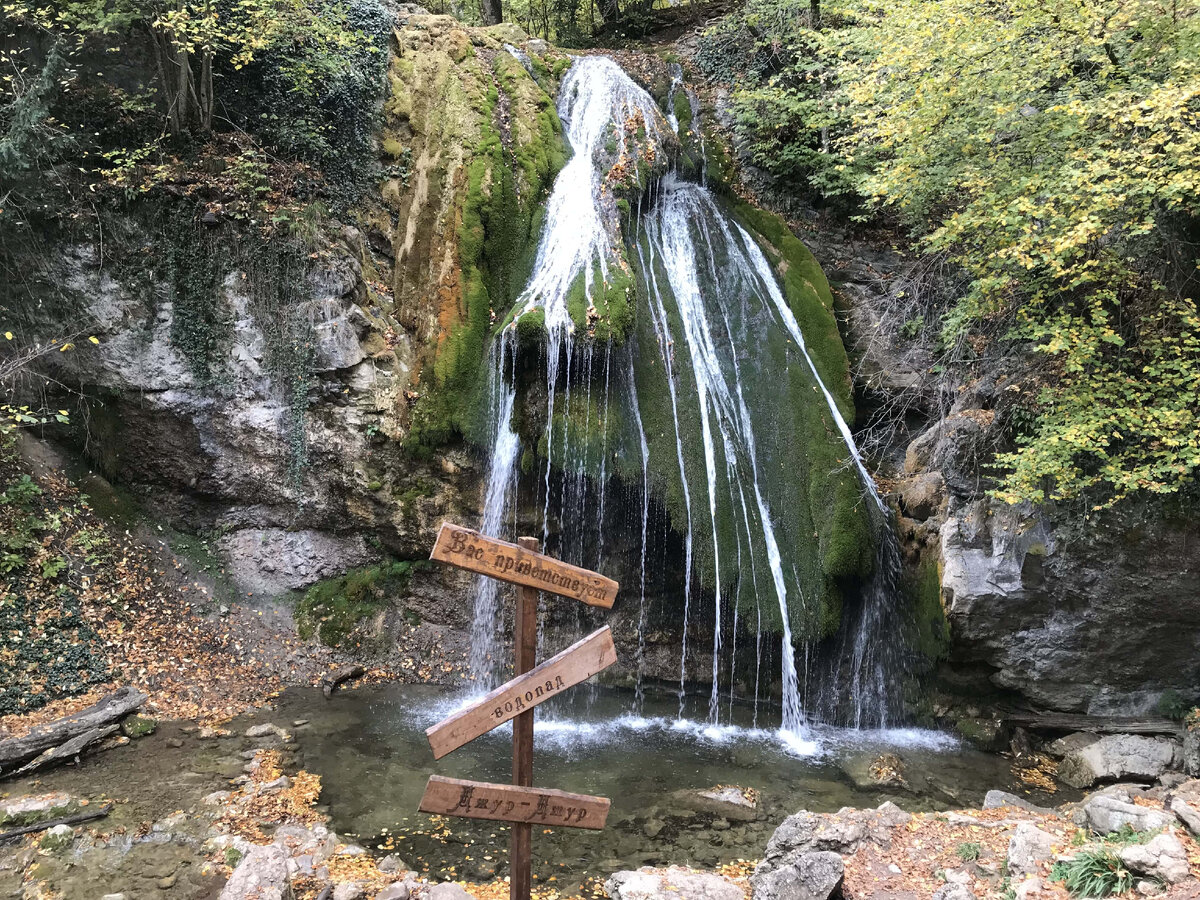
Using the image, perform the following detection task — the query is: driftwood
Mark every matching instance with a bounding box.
[0,804,113,844]
[1006,713,1181,735]
[0,687,146,774]
[13,725,120,777]
[321,664,365,698]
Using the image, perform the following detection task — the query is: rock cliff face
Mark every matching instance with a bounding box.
[824,226,1200,716]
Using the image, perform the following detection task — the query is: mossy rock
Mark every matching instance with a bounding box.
[121,715,158,739]
[294,561,416,647]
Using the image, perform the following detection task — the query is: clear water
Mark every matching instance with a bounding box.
[274,685,1051,892]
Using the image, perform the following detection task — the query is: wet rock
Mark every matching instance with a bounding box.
[1119,833,1190,884]
[751,852,844,900]
[37,823,75,852]
[840,752,907,790]
[379,854,409,873]
[1006,823,1054,879]
[0,791,76,825]
[933,885,976,900]
[245,723,291,742]
[607,866,744,900]
[1059,735,1181,788]
[102,894,127,900]
[220,844,289,900]
[1075,794,1173,834]
[982,791,1054,814]
[672,786,759,822]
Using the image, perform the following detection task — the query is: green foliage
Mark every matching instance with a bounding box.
[704,0,1200,510]
[163,209,228,386]
[956,842,982,862]
[295,560,415,646]
[1158,689,1192,721]
[1051,849,1134,898]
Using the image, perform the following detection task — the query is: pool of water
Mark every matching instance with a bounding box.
[274,684,1050,891]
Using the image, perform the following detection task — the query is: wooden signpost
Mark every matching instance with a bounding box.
[422,524,620,900]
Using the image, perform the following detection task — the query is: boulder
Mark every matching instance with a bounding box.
[751,853,844,900]
[220,845,289,900]
[897,472,945,521]
[1059,735,1181,788]
[1183,727,1200,777]
[1047,733,1101,759]
[333,884,366,900]
[1170,797,1200,834]
[982,791,1054,814]
[672,786,759,822]
[1007,823,1054,879]
[0,792,77,826]
[606,867,744,900]
[1119,833,1190,884]
[37,823,75,852]
[427,884,473,900]
[378,884,416,900]
[1075,794,1174,834]
[758,802,909,875]
[379,854,409,874]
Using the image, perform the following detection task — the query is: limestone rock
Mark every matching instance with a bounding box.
[379,854,409,874]
[751,852,844,900]
[427,884,474,900]
[1170,797,1200,834]
[1075,794,1174,834]
[378,883,417,900]
[220,845,289,900]
[0,792,76,826]
[933,885,976,900]
[940,495,1200,714]
[333,884,366,900]
[1183,728,1200,777]
[1059,735,1181,788]
[606,866,743,900]
[37,823,75,852]
[982,790,1054,814]
[1119,833,1190,884]
[1007,823,1054,879]
[1047,733,1101,759]
[897,472,945,521]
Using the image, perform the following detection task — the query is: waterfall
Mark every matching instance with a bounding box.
[465,53,905,733]
[468,335,521,687]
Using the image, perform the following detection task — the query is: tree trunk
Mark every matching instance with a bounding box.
[0,687,146,772]
[480,0,503,25]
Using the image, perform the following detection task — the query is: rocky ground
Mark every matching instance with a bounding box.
[3,705,1200,899]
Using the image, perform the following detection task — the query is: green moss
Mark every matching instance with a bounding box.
[673,90,692,134]
[294,561,415,646]
[121,714,157,738]
[405,52,568,453]
[906,558,950,661]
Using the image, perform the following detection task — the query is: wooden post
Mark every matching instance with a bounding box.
[511,536,539,900]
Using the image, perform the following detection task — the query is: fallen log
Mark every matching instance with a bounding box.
[1005,712,1181,735]
[12,725,120,778]
[0,687,147,772]
[321,664,365,698]
[0,803,113,844]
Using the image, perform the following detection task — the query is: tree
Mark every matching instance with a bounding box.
[481,0,503,25]
[6,0,363,134]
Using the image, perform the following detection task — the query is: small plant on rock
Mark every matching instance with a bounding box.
[956,841,982,862]
[1051,848,1133,898]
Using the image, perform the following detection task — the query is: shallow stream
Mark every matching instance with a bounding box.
[268,684,1052,891]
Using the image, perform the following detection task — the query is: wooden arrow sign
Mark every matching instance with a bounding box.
[430,523,619,609]
[426,626,617,760]
[419,775,610,830]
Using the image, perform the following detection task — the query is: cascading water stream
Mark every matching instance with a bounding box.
[465,52,904,736]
